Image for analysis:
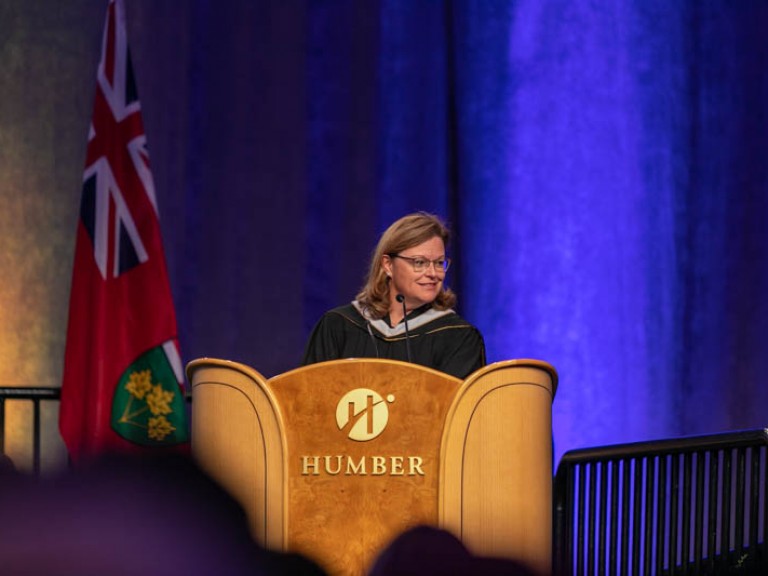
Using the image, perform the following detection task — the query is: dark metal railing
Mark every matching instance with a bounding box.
[0,387,61,475]
[553,429,768,575]
[0,387,192,475]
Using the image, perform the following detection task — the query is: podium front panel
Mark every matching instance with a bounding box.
[268,360,460,575]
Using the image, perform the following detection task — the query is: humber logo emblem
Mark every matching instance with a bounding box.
[336,388,395,441]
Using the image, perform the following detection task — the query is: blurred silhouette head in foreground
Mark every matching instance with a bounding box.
[368,525,540,576]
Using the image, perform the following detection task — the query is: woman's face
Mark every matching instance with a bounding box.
[382,235,446,312]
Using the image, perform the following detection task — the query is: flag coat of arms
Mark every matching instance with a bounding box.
[60,0,188,460]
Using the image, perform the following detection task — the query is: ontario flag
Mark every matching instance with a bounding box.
[60,0,188,461]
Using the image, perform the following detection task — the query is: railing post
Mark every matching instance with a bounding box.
[0,387,61,474]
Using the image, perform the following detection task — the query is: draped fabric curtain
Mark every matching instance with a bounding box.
[6,0,766,464]
[128,0,768,463]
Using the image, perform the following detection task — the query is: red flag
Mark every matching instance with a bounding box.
[60,0,188,461]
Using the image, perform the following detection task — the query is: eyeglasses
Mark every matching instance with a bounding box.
[389,254,451,273]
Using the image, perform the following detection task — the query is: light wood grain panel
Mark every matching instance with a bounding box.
[269,359,460,576]
[187,359,286,550]
[440,360,556,576]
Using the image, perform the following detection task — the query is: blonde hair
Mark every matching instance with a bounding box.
[356,212,457,318]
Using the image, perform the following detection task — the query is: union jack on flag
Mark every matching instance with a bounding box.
[81,0,155,280]
[60,0,189,461]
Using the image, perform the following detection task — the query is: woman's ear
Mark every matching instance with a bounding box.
[381,254,393,277]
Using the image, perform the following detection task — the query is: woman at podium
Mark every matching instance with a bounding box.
[302,212,485,379]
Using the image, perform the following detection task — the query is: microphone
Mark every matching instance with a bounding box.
[366,322,380,358]
[396,294,412,363]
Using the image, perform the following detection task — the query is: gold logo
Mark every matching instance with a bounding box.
[335,388,395,441]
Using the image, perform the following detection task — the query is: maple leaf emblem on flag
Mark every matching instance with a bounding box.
[112,343,188,446]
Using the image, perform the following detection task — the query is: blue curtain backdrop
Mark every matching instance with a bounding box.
[120,0,768,464]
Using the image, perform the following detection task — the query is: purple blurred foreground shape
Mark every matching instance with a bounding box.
[0,455,324,576]
[0,455,544,575]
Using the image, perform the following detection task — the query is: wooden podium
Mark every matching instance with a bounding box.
[186,358,557,576]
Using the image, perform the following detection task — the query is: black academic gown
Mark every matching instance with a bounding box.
[302,301,486,380]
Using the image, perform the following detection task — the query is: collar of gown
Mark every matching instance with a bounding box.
[352,300,455,338]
